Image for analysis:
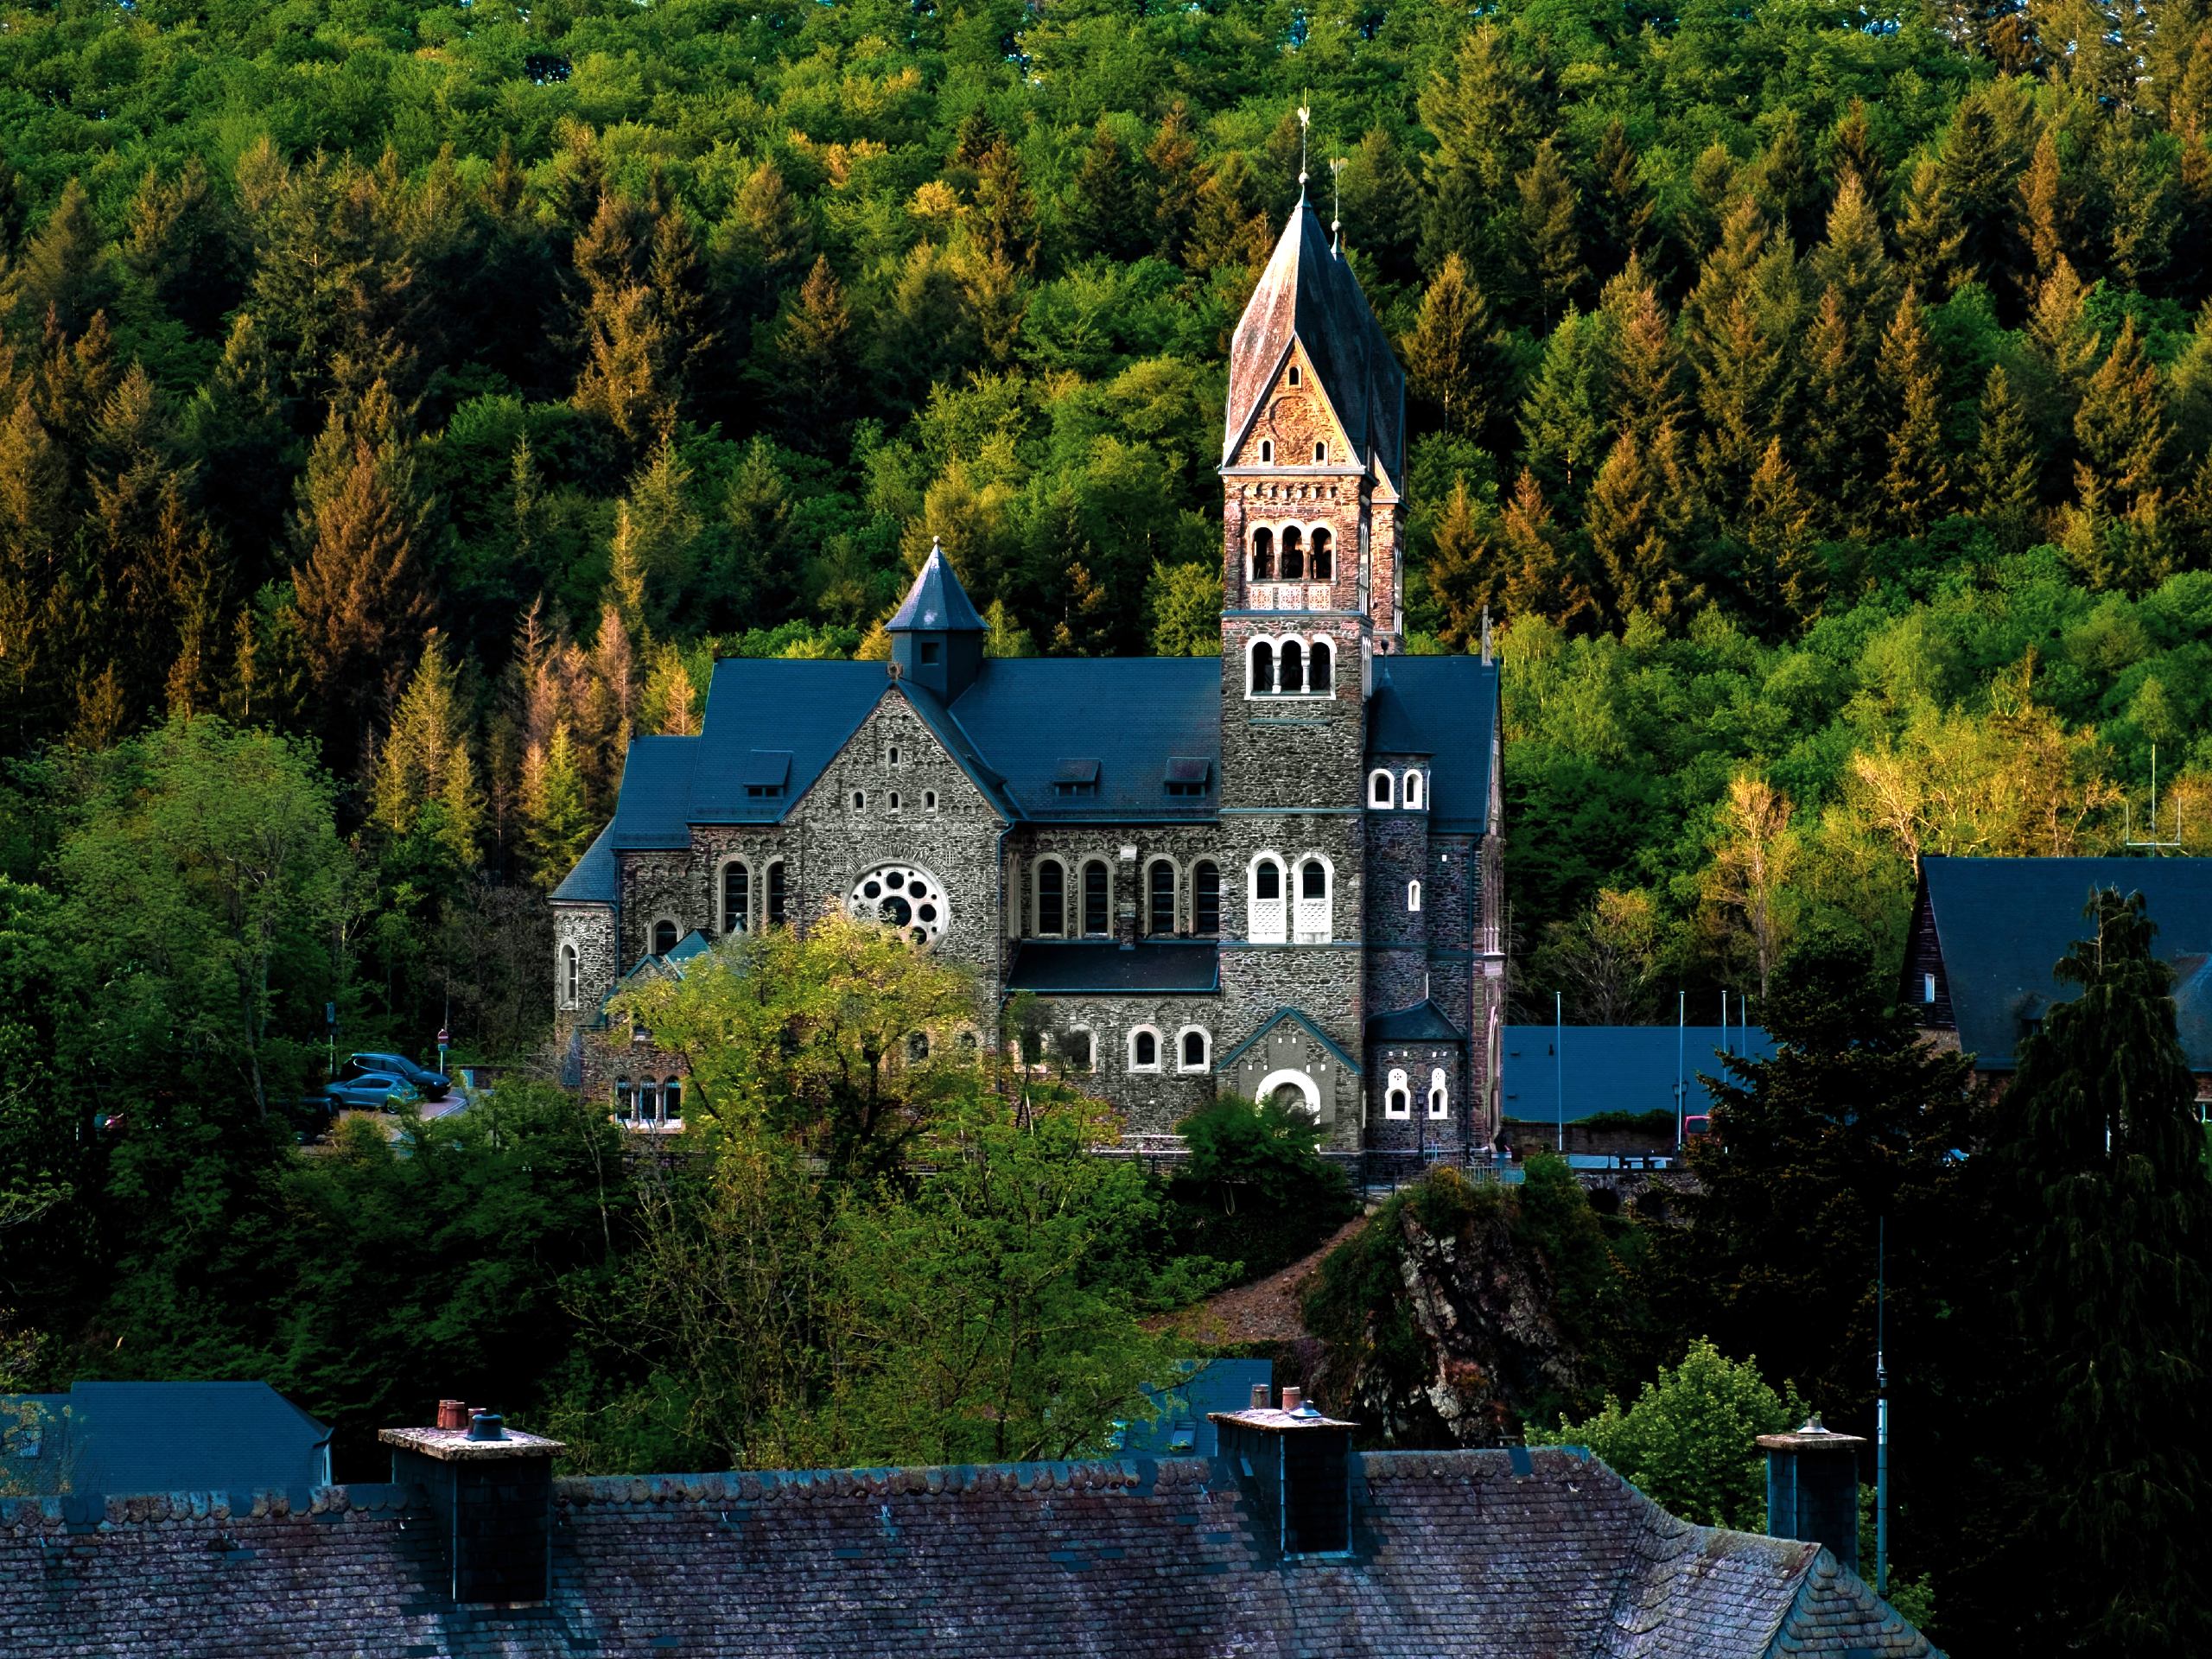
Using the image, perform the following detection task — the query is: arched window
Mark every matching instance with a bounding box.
[1404,770,1425,810]
[1250,856,1287,944]
[1370,770,1395,809]
[1179,1027,1210,1071]
[1295,858,1332,944]
[1148,861,1177,935]
[1313,440,1327,463]
[1083,860,1110,936]
[1036,859,1065,936]
[1065,1027,1095,1072]
[908,1031,931,1063]
[1311,527,1332,579]
[1249,641,1275,696]
[766,861,788,925]
[888,745,902,766]
[664,1077,682,1120]
[1287,364,1301,387]
[1307,639,1332,693]
[1193,861,1221,936]
[1408,880,1422,912]
[722,862,750,934]
[924,790,938,811]
[1428,1069,1450,1118]
[852,791,866,810]
[1385,1067,1409,1119]
[888,791,901,811]
[1259,439,1274,463]
[1281,525,1305,580]
[562,944,579,1007]
[639,1081,660,1125]
[1251,526,1274,581]
[1129,1027,1161,1071]
[1281,640,1305,696]
[613,1077,632,1121]
[652,919,678,957]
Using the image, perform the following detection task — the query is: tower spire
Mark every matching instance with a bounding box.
[1328,156,1346,254]
[1297,102,1311,197]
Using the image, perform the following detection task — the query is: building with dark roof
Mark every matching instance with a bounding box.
[0,1399,1942,1657]
[1500,1025,1779,1130]
[1904,855,2212,1090]
[0,1381,331,1500]
[553,199,1506,1151]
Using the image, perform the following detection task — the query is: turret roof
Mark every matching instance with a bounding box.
[887,542,986,632]
[1224,200,1406,491]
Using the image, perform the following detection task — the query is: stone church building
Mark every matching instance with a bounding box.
[552,200,1505,1153]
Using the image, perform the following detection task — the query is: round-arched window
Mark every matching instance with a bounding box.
[848,864,952,948]
[1281,525,1305,580]
[1405,771,1425,810]
[1312,527,1333,578]
[653,919,678,956]
[1252,527,1274,581]
[1132,1028,1160,1070]
[1308,639,1332,692]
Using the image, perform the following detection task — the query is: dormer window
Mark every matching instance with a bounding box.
[743,750,791,801]
[1165,757,1211,798]
[1053,758,1102,799]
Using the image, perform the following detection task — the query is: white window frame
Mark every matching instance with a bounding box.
[1177,1026,1211,1073]
[1128,1025,1164,1073]
[1385,1067,1410,1119]
[562,943,579,1009]
[651,917,682,957]
[719,858,752,936]
[1305,633,1335,694]
[1404,770,1425,810]
[663,1076,683,1123]
[1294,855,1333,944]
[1246,637,1276,700]
[1369,769,1395,810]
[1408,880,1421,913]
[1033,855,1070,938]
[1923,972,1936,1005]
[1428,1068,1450,1119]
[1249,854,1287,944]
[1063,1024,1097,1074]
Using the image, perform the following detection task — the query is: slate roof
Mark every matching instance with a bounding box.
[1370,654,1500,833]
[1917,855,2212,1071]
[1224,200,1408,494]
[1499,1026,1779,1125]
[1367,999,1467,1043]
[1112,1359,1273,1457]
[887,543,986,632]
[0,1447,1938,1657]
[0,1382,330,1501]
[1006,940,1221,994]
[550,820,617,903]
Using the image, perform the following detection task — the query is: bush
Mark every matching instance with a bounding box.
[1162,1095,1357,1280]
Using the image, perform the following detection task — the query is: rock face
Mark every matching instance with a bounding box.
[1312,1182,1598,1446]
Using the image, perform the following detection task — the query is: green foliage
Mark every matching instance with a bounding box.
[1164,1094,1356,1279]
[1529,1338,1807,1532]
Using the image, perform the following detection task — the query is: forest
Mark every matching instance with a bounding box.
[7,0,2212,1652]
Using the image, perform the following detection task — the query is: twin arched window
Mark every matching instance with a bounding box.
[1250,856,1287,943]
[721,860,790,935]
[1249,855,1332,944]
[1248,637,1333,698]
[1369,768,1427,810]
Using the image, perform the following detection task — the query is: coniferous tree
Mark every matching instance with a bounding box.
[1743,437,1821,632]
[1065,122,1147,263]
[1970,364,2046,547]
[1186,152,1271,277]
[4,179,111,340]
[972,137,1039,276]
[1424,476,1499,647]
[1586,118,1655,281]
[1516,137,1585,324]
[717,158,813,323]
[2018,127,2069,284]
[1603,265,1685,448]
[522,718,594,887]
[1418,24,1544,283]
[1519,309,1612,502]
[1586,429,1694,626]
[1827,99,1888,207]
[1401,254,1503,440]
[1144,102,1200,262]
[1988,890,2212,1656]
[765,255,855,448]
[1877,286,1951,536]
[1499,467,1599,631]
[2069,317,2173,592]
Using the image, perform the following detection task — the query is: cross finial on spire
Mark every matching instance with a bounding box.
[1328,156,1347,254]
[1297,103,1311,195]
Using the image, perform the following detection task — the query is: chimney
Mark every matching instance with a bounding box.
[1757,1418,1866,1575]
[383,1404,566,1605]
[1208,1392,1355,1559]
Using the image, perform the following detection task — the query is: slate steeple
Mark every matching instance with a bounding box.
[887,538,986,702]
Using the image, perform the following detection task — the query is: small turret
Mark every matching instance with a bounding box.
[887,538,986,702]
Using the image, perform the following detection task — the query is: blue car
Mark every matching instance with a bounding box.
[340,1051,451,1099]
[322,1069,423,1114]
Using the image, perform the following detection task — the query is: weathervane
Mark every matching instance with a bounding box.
[1297,102,1311,195]
[1329,156,1347,252]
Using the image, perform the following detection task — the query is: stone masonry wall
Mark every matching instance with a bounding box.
[1021,992,1226,1137]
[553,904,617,1036]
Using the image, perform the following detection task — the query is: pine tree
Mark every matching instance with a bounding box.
[1799,288,1863,535]
[181,313,294,591]
[1827,98,1888,208]
[2018,127,2069,283]
[1993,890,2212,1656]
[718,157,813,321]
[762,254,855,448]
[1401,253,1503,440]
[1587,118,1656,281]
[1809,173,1901,349]
[1743,437,1821,632]
[1144,102,1201,261]
[523,719,594,887]
[641,642,698,736]
[1518,309,1612,503]
[1418,23,1543,280]
[972,137,1039,275]
[1066,120,1147,262]
[1895,157,1967,297]
[1186,151,1271,277]
[1748,112,1820,251]
[1425,476,1501,646]
[1516,137,1585,324]
[1603,265,1686,448]
[1877,286,1952,537]
[1499,468,1599,632]
[1970,364,2046,547]
[2069,317,2173,592]
[4,178,111,339]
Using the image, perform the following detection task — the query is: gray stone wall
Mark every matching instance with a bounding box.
[553,904,617,1036]
[1020,993,1226,1137]
[1223,1014,1362,1135]
[1008,825,1225,940]
[1365,1043,1473,1154]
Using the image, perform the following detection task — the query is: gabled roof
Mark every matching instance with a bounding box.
[1498,1025,1778,1125]
[887,543,985,632]
[0,1381,330,1500]
[1369,654,1500,833]
[1006,941,1220,995]
[1218,1006,1362,1077]
[1224,200,1407,492]
[1916,855,2212,1071]
[1367,999,1466,1043]
[0,1448,1941,1656]
[550,820,617,904]
[945,658,1222,821]
[684,660,892,829]
[1113,1359,1273,1458]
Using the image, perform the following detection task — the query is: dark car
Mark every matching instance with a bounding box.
[322,1070,422,1113]
[340,1051,450,1099]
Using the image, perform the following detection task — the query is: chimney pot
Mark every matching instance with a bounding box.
[1281,1387,1302,1413]
[436,1399,468,1432]
[467,1411,507,1442]
[1250,1383,1269,1410]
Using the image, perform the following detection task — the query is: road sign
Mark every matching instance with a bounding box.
[436,1027,449,1046]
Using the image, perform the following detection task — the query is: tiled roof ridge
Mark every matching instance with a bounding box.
[555,1455,1210,1509]
[0,1483,417,1532]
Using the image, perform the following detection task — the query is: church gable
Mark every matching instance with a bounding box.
[1224,339,1357,472]
[804,690,1001,826]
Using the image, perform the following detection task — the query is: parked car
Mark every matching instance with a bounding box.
[339,1051,450,1099]
[322,1071,422,1114]
[1682,1114,1713,1138]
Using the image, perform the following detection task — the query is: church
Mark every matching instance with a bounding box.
[551,198,1505,1154]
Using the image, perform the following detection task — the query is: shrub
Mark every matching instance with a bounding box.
[1164,1094,1357,1279]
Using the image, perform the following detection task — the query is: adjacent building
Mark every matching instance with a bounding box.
[0,1381,331,1500]
[553,199,1506,1152]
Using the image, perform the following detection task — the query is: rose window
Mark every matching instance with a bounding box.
[848,864,951,948]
